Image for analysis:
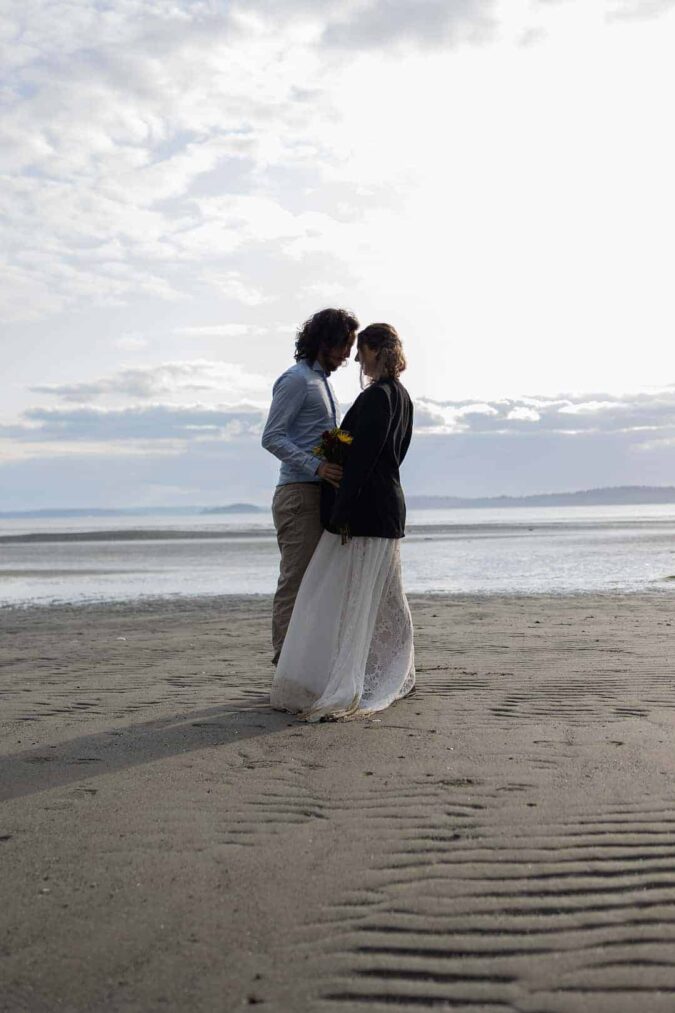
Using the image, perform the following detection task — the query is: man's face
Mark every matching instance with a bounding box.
[322,333,356,373]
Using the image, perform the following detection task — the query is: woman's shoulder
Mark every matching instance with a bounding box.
[359,381,395,409]
[376,377,411,404]
[350,379,409,411]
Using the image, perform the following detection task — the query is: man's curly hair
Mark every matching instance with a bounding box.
[294,308,359,364]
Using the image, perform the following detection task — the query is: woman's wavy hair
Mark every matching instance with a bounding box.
[358,323,407,382]
[294,308,359,364]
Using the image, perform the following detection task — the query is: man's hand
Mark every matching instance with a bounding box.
[318,462,343,488]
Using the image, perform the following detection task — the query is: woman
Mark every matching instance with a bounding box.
[270,323,415,722]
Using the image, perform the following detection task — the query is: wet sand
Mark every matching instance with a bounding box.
[1,592,674,1012]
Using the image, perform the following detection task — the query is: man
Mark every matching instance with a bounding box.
[262,307,358,664]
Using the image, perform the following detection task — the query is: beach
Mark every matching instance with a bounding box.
[1,591,675,1012]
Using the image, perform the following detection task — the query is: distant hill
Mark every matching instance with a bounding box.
[408,486,675,509]
[0,504,265,519]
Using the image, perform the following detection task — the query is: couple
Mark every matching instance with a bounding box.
[262,308,415,722]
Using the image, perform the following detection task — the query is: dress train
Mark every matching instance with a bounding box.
[270,531,415,721]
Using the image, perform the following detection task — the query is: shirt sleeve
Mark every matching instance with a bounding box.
[329,386,392,530]
[261,370,321,478]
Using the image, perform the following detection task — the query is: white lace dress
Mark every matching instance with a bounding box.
[270,531,415,722]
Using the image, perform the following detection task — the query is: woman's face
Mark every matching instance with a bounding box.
[355,341,380,378]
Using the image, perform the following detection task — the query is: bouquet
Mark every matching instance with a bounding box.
[312,427,353,543]
[312,427,353,465]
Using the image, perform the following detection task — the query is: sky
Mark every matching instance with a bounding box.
[2,0,675,509]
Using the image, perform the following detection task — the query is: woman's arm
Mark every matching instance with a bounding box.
[400,396,413,463]
[329,386,392,531]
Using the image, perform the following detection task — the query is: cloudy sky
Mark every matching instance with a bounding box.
[2,0,674,509]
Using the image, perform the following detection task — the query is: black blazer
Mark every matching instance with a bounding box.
[321,378,413,539]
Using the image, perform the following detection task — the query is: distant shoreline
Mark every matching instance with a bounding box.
[2,513,675,545]
[2,485,675,519]
[408,485,675,509]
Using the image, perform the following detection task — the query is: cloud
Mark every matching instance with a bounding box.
[506,406,541,422]
[238,0,495,50]
[606,0,675,21]
[4,0,675,453]
[3,408,675,509]
[5,379,675,478]
[0,0,356,322]
[413,388,675,437]
[240,0,675,52]
[0,0,509,325]
[176,324,274,338]
[3,364,675,505]
[0,403,265,445]
[114,333,148,351]
[202,271,269,307]
[29,360,270,404]
[320,0,496,50]
[534,0,675,22]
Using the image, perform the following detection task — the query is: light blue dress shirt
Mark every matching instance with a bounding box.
[262,359,340,486]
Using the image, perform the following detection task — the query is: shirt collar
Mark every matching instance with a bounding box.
[310,359,327,377]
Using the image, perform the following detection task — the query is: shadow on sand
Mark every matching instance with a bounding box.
[0,697,293,803]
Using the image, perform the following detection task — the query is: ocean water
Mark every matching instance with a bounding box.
[1,505,674,606]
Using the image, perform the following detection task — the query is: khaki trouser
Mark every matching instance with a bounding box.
[271,482,323,661]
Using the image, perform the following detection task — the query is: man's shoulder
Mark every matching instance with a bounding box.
[273,361,312,391]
